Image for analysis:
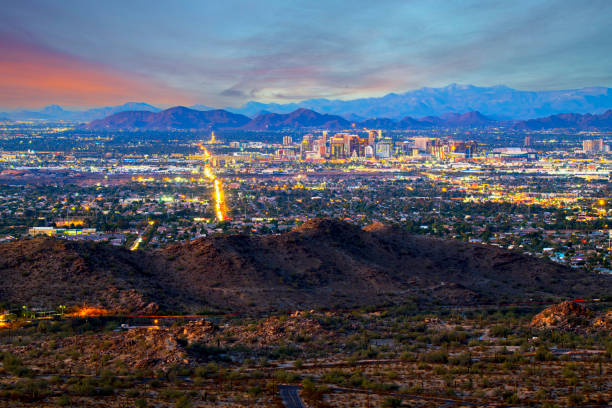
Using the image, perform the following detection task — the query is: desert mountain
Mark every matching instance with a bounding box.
[241,108,351,130]
[514,109,612,130]
[1,102,160,122]
[227,84,612,119]
[87,106,251,130]
[1,219,609,314]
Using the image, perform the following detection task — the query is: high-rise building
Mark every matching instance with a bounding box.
[427,139,477,159]
[375,139,392,158]
[330,136,346,159]
[524,136,532,147]
[413,137,431,151]
[583,139,604,153]
[367,130,376,146]
[300,135,314,159]
[282,136,293,146]
[318,137,327,157]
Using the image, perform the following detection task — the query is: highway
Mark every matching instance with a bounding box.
[279,385,306,408]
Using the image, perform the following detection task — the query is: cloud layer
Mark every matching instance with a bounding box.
[1,0,611,109]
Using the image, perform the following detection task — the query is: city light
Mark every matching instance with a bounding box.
[199,142,227,221]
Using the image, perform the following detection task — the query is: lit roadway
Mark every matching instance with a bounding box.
[198,142,227,221]
[279,385,306,408]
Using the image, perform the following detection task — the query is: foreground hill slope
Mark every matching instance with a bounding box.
[1,219,609,313]
[0,238,164,312]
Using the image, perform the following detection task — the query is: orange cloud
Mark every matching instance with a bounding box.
[0,35,193,108]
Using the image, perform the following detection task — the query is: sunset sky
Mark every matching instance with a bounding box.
[1,0,611,109]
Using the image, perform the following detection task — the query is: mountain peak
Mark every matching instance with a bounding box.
[87,106,250,130]
[241,108,349,130]
[42,104,65,113]
[228,85,612,120]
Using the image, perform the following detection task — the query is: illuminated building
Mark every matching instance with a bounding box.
[427,139,477,159]
[401,141,414,154]
[413,137,431,150]
[319,131,328,157]
[282,136,293,146]
[583,139,604,153]
[28,227,98,237]
[330,136,346,158]
[318,137,327,157]
[524,136,532,147]
[346,134,360,157]
[367,130,376,146]
[28,227,56,236]
[490,147,538,161]
[300,134,314,159]
[375,138,393,158]
[275,148,297,160]
[55,218,85,227]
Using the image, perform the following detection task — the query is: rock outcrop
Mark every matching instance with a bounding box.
[530,301,611,334]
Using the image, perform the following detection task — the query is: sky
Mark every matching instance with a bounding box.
[1,0,611,109]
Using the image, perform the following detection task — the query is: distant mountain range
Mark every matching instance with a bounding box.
[0,102,160,122]
[226,84,612,120]
[3,84,612,123]
[86,106,612,131]
[515,110,612,130]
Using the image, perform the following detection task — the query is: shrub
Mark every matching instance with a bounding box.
[57,395,72,406]
[568,392,584,405]
[175,395,192,408]
[247,385,262,397]
[0,379,49,402]
[449,352,472,366]
[193,362,218,378]
[420,350,448,364]
[2,353,33,377]
[274,370,301,383]
[381,397,402,408]
[535,346,553,361]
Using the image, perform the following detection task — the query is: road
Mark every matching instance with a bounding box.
[279,385,306,408]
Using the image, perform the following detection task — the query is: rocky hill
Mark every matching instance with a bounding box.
[514,109,612,130]
[241,108,351,130]
[530,301,611,333]
[0,238,163,313]
[1,219,610,314]
[86,106,250,130]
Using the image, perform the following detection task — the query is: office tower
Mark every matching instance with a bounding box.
[583,139,604,153]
